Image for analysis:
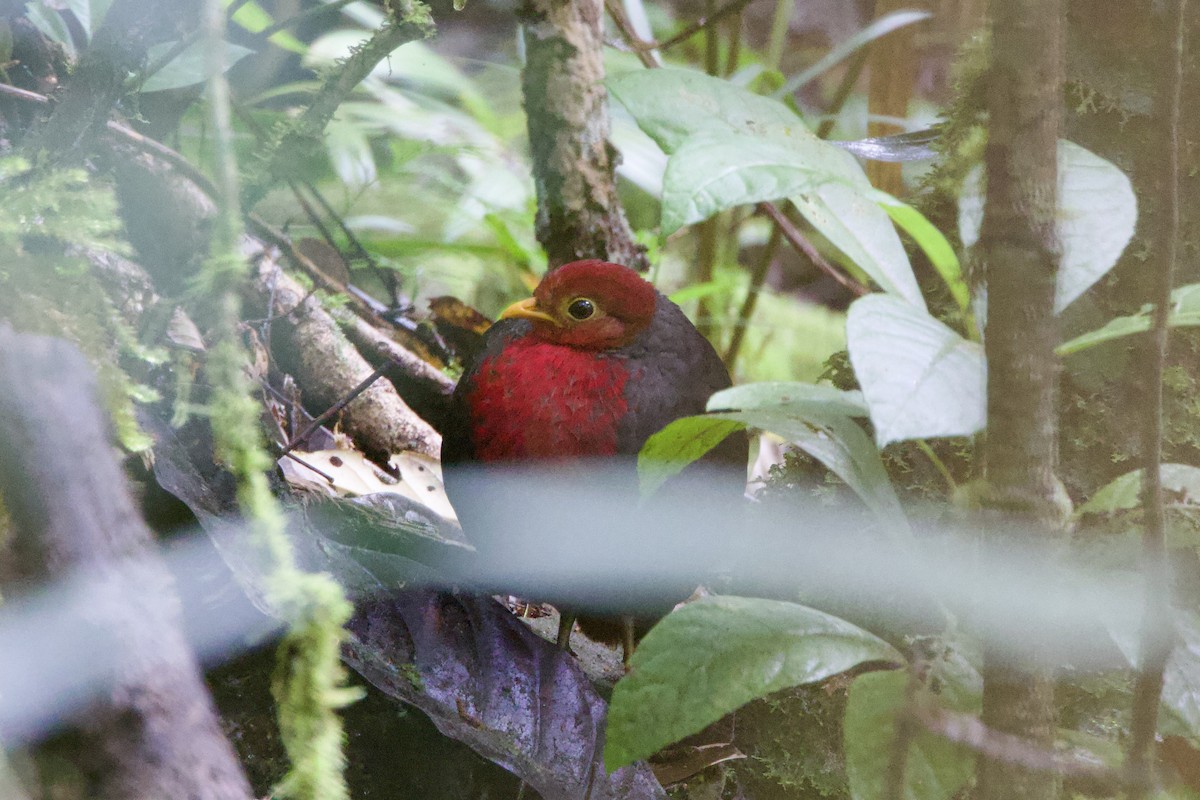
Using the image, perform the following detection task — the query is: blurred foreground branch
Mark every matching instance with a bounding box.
[0,330,252,799]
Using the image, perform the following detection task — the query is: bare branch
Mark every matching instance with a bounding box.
[1126,0,1188,795]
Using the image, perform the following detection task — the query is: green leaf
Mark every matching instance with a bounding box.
[846,295,985,447]
[1058,283,1200,356]
[1078,464,1200,516]
[638,382,905,529]
[638,416,746,498]
[959,140,1137,314]
[845,671,976,800]
[142,40,255,93]
[660,131,841,235]
[604,596,901,770]
[774,10,932,96]
[25,4,74,57]
[874,193,969,313]
[792,183,926,310]
[707,381,868,417]
[608,67,810,154]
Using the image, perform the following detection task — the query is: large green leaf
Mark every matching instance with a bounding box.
[608,67,810,154]
[611,68,924,308]
[605,596,901,770]
[846,295,985,447]
[844,671,976,800]
[958,140,1137,314]
[660,131,843,234]
[1077,463,1200,515]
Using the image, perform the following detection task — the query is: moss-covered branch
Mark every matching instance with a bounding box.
[244,0,435,207]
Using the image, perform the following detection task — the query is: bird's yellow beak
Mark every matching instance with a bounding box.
[499,297,559,326]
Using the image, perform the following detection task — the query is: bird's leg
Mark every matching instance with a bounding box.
[556,610,577,652]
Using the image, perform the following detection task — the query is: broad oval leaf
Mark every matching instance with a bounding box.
[958,140,1137,314]
[846,295,986,447]
[845,671,975,800]
[660,131,844,235]
[608,67,810,154]
[662,133,924,308]
[605,596,901,770]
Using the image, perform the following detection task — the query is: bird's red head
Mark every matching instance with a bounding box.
[499,260,658,350]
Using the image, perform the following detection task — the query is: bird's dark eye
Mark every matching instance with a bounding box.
[566,297,595,320]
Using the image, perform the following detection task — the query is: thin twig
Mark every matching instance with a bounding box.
[603,0,656,68]
[915,705,1124,796]
[305,182,403,306]
[284,452,336,484]
[281,362,391,456]
[1126,0,1187,796]
[815,47,870,140]
[632,0,757,52]
[758,202,869,296]
[724,222,781,368]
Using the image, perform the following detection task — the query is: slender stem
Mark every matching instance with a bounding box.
[916,440,957,492]
[724,222,781,369]
[622,0,756,53]
[816,48,870,140]
[603,0,657,67]
[281,362,390,456]
[723,10,742,76]
[765,0,794,72]
[1126,0,1186,795]
[703,0,720,75]
[757,202,869,296]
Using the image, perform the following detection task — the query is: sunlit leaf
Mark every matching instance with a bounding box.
[847,295,985,447]
[845,671,975,800]
[958,140,1137,314]
[605,596,901,770]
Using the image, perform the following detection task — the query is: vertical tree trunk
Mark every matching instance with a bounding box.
[518,0,649,271]
[976,1,1065,799]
